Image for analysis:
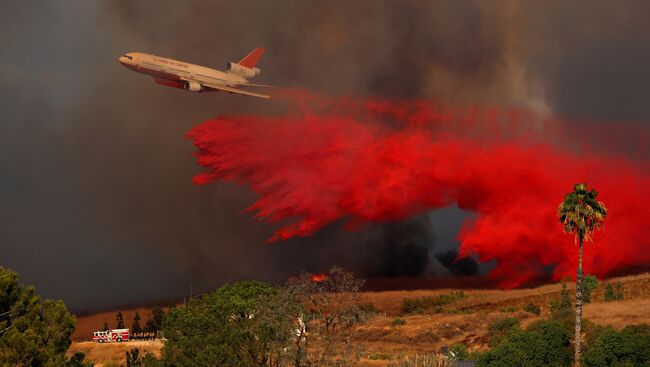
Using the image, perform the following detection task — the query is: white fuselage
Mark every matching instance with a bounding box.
[118,52,248,89]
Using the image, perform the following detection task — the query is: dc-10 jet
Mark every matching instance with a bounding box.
[118,47,273,99]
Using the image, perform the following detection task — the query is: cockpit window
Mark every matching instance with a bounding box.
[123,54,133,60]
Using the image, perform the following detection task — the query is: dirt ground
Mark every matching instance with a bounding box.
[69,272,650,366]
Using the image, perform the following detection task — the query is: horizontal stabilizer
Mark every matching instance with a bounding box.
[242,83,277,88]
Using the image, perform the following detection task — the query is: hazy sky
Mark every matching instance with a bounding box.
[1,0,649,312]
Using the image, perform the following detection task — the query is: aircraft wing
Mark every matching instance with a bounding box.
[196,80,271,99]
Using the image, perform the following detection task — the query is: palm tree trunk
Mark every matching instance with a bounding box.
[575,237,584,367]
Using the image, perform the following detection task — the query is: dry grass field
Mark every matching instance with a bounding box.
[68,340,162,367]
[69,272,650,366]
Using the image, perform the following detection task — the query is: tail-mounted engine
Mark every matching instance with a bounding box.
[226,62,261,78]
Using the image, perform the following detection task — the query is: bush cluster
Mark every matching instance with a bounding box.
[477,307,650,367]
[583,324,650,366]
[486,317,520,348]
[479,320,572,367]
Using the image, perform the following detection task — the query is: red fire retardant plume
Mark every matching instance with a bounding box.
[187,95,650,287]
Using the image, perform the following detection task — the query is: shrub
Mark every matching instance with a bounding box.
[126,348,142,367]
[401,297,426,314]
[500,306,517,313]
[478,320,572,367]
[583,324,650,367]
[66,352,94,367]
[392,318,407,326]
[550,283,572,313]
[368,352,392,360]
[401,291,466,314]
[524,303,541,315]
[604,282,624,302]
[359,302,377,313]
[583,275,599,303]
[357,302,378,321]
[486,317,520,347]
[447,343,481,360]
[549,283,575,329]
[550,307,576,332]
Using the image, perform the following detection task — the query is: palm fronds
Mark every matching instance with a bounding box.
[558,183,607,242]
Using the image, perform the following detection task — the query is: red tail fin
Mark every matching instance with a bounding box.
[238,47,265,68]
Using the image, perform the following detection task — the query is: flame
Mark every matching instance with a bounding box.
[310,274,328,283]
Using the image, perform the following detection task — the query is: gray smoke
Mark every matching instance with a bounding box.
[1,0,649,311]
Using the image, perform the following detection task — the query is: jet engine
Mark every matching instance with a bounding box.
[225,62,261,78]
[184,81,203,92]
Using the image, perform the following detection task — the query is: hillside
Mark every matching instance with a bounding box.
[69,272,650,366]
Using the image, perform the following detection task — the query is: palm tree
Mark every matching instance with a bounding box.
[558,183,607,366]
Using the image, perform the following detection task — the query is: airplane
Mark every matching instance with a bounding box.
[118,47,273,99]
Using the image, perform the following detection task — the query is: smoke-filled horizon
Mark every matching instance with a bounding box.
[1,0,650,311]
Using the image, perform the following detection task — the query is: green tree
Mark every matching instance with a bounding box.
[0,266,77,367]
[126,347,161,367]
[583,324,650,367]
[65,352,94,367]
[478,320,572,367]
[524,303,541,316]
[604,283,624,302]
[160,280,296,367]
[583,275,599,303]
[132,312,142,334]
[550,283,572,312]
[558,183,607,366]
[102,321,109,331]
[115,312,125,329]
[143,305,165,333]
[604,284,615,301]
[486,317,520,347]
[126,348,141,367]
[151,305,164,331]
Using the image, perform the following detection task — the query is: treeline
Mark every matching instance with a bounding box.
[103,305,168,338]
[125,266,369,367]
[2,263,648,367]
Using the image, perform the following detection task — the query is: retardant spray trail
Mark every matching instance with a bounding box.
[187,95,650,287]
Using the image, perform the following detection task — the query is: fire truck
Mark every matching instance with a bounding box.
[92,328,130,343]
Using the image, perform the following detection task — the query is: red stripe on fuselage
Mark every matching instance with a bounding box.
[155,78,185,89]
